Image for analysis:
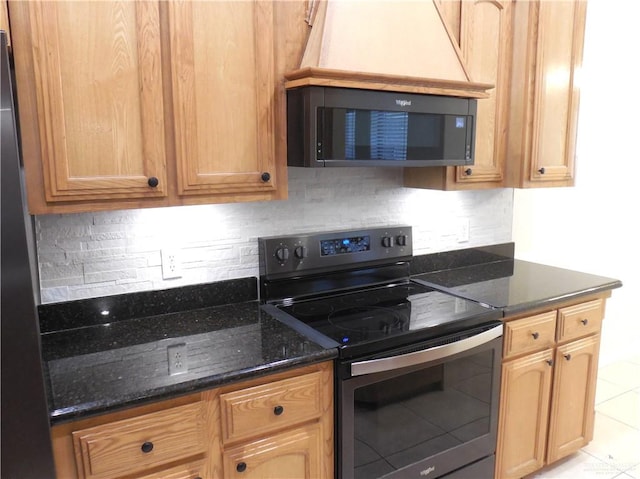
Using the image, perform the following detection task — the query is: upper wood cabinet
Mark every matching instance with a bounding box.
[9,0,284,214]
[13,2,169,205]
[404,0,513,190]
[506,0,587,187]
[406,0,587,191]
[166,1,277,199]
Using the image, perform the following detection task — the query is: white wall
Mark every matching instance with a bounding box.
[36,168,513,303]
[513,0,639,365]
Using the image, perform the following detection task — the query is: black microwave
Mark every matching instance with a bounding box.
[287,86,477,168]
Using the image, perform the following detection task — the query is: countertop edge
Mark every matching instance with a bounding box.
[501,281,623,317]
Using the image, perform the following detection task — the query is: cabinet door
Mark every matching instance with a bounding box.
[508,0,587,187]
[167,1,277,198]
[223,423,322,479]
[13,1,168,203]
[455,0,511,187]
[403,0,511,190]
[496,349,554,479]
[71,402,205,479]
[546,335,600,464]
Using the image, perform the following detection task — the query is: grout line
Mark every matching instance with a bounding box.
[594,409,640,433]
[580,448,630,476]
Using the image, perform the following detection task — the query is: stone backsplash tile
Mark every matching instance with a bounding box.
[36,168,514,303]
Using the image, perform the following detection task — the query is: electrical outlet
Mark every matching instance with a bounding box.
[456,220,470,243]
[161,248,182,279]
[454,297,468,314]
[167,343,188,375]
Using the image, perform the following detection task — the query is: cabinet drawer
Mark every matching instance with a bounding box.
[221,371,323,444]
[504,311,557,358]
[134,459,205,479]
[557,299,604,342]
[72,402,205,479]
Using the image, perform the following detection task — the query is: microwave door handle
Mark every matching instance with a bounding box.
[350,324,503,377]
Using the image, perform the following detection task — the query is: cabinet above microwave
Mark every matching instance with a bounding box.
[287,86,477,168]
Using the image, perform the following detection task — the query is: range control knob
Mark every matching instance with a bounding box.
[396,234,408,247]
[294,246,308,259]
[381,236,394,248]
[275,246,290,263]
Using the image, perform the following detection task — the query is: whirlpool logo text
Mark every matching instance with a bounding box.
[420,466,436,476]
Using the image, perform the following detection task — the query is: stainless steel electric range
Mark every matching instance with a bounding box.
[259,226,503,479]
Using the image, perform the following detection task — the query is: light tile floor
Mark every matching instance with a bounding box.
[526,355,640,479]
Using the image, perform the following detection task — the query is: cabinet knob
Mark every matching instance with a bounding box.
[141,441,154,453]
[236,462,247,473]
[274,405,284,416]
[564,353,572,361]
[147,177,159,188]
[261,172,271,182]
[532,332,539,340]
[580,318,589,325]
[464,168,472,176]
[546,359,554,366]
[538,167,545,175]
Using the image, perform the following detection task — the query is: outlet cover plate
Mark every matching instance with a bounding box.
[161,248,182,279]
[167,343,188,375]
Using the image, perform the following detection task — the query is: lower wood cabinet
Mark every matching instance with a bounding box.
[222,423,323,479]
[219,369,328,479]
[496,296,607,479]
[70,402,206,479]
[497,349,554,478]
[546,335,600,464]
[50,361,334,479]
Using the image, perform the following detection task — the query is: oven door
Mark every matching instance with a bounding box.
[337,323,502,479]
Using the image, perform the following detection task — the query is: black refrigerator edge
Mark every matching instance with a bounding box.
[1,30,56,478]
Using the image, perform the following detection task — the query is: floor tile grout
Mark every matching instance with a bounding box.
[595,406,640,432]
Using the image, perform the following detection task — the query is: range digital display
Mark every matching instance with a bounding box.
[320,235,370,256]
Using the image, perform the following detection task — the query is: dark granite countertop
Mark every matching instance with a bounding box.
[411,243,622,315]
[38,278,336,425]
[39,244,622,424]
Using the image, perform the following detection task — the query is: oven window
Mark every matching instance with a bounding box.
[352,350,495,478]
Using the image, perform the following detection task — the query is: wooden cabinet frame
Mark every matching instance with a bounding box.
[405,0,588,191]
[8,0,289,214]
[506,0,587,188]
[50,362,333,479]
[496,293,609,479]
[404,0,513,191]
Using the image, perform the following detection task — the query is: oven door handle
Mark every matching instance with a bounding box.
[350,324,503,377]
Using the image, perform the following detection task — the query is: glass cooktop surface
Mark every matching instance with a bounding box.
[277,281,500,357]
